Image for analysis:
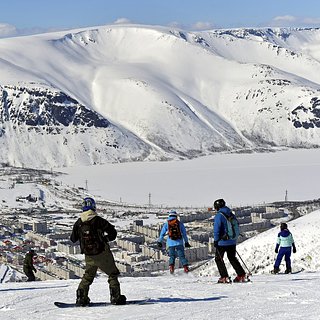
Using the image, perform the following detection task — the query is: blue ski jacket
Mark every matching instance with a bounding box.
[158,217,189,247]
[213,206,237,246]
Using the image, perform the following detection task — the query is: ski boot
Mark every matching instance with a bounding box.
[285,268,292,274]
[110,287,127,305]
[169,264,174,274]
[76,288,90,307]
[111,294,127,305]
[183,265,189,273]
[272,267,280,274]
[217,277,232,284]
[233,274,248,283]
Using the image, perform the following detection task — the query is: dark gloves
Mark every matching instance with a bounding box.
[33,268,37,273]
[157,242,162,248]
[185,242,191,248]
[275,244,279,253]
[107,227,117,242]
[292,244,296,253]
[214,241,218,248]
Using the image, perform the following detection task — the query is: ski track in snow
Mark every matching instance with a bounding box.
[1,272,320,320]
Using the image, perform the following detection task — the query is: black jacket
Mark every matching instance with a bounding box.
[70,215,117,254]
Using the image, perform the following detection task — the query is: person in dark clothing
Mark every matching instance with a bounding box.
[273,222,296,274]
[70,197,126,306]
[23,249,37,281]
[213,199,246,283]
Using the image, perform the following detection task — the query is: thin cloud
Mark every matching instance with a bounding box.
[303,17,320,25]
[270,15,320,28]
[273,15,296,22]
[113,18,133,24]
[167,21,185,29]
[167,21,216,31]
[0,23,18,38]
[191,21,216,31]
[0,22,70,38]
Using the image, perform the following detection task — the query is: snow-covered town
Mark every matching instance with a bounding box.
[1,164,319,283]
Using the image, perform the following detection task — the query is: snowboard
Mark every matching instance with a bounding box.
[54,298,151,308]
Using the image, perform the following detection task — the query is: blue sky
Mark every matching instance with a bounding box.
[1,0,320,37]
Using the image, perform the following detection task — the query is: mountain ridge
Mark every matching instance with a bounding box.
[1,25,320,168]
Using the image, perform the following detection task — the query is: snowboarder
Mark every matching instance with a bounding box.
[273,222,296,274]
[213,199,247,283]
[23,249,37,281]
[157,210,191,274]
[70,197,126,306]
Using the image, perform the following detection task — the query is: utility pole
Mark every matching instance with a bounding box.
[285,190,288,202]
[85,180,88,191]
[148,193,152,209]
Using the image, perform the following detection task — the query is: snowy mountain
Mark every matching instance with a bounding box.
[1,25,320,168]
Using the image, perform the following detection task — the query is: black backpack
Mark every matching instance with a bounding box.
[168,219,182,240]
[79,219,105,255]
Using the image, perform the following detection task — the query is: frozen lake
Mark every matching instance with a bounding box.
[59,148,320,207]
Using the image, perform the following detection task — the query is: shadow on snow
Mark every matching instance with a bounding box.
[0,285,69,292]
[148,296,227,303]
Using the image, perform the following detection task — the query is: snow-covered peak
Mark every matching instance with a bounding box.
[1,25,320,168]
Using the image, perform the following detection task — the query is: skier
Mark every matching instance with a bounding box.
[157,210,191,274]
[23,249,37,281]
[273,222,296,274]
[213,199,247,283]
[70,197,126,306]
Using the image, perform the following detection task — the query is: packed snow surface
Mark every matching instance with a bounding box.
[0,272,320,320]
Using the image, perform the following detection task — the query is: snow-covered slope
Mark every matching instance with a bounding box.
[1,25,320,168]
[0,264,24,283]
[1,209,320,319]
[1,270,320,319]
[198,209,320,276]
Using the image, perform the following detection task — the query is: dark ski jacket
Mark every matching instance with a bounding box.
[70,210,117,254]
[23,252,36,271]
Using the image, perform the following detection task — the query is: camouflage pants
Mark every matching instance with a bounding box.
[78,243,121,300]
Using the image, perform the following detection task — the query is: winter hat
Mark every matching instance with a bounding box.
[280,223,288,230]
[168,210,177,218]
[82,197,96,212]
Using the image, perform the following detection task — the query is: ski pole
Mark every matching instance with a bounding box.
[236,250,252,276]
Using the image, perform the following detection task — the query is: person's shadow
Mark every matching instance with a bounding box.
[146,296,227,304]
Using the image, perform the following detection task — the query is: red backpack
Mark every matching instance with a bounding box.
[168,219,182,240]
